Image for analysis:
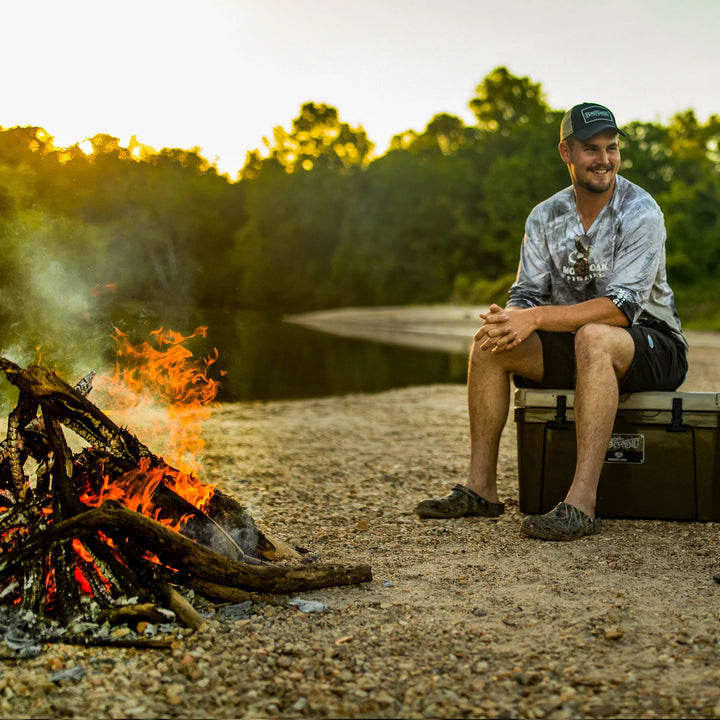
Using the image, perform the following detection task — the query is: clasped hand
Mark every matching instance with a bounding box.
[474,304,534,352]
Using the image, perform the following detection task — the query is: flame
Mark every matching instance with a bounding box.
[85,458,160,513]
[77,458,214,541]
[74,565,93,595]
[72,540,112,597]
[72,538,94,563]
[79,327,221,536]
[97,326,221,479]
[3,326,223,608]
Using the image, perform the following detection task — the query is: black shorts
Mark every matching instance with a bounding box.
[513,327,688,392]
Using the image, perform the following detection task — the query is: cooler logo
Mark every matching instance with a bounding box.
[605,433,645,464]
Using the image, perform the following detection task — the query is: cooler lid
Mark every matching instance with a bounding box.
[514,388,720,412]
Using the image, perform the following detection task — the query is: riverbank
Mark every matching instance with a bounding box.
[286,304,720,390]
[285,304,490,354]
[3,306,720,719]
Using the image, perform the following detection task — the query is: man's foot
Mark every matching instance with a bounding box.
[521,501,601,541]
[415,484,504,519]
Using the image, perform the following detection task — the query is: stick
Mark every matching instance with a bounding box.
[0,502,372,594]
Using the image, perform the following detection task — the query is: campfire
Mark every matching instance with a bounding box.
[0,329,371,645]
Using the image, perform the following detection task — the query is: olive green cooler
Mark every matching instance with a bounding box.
[514,389,720,520]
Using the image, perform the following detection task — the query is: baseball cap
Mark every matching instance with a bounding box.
[560,103,626,141]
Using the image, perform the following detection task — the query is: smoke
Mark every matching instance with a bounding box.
[0,210,125,412]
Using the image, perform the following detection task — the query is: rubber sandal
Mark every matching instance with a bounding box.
[415,484,504,519]
[521,501,601,541]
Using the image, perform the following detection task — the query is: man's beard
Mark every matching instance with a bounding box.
[579,171,615,194]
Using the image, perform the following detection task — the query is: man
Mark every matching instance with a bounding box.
[415,102,688,540]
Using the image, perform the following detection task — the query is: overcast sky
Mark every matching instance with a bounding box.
[3,0,718,176]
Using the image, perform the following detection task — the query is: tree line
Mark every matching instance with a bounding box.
[1,67,719,354]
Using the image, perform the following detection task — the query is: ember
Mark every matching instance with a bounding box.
[0,335,371,644]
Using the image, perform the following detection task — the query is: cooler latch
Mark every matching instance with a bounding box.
[667,397,688,433]
[547,394,569,430]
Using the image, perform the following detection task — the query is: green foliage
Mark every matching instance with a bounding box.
[452,272,517,305]
[469,67,550,134]
[0,64,719,369]
[241,102,374,177]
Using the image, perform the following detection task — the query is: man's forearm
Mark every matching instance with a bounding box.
[477,298,630,352]
[522,298,629,333]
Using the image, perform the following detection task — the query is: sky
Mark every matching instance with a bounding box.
[3,0,719,178]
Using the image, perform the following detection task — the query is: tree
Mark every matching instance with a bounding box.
[242,102,374,177]
[469,67,551,135]
[620,121,673,198]
[390,113,474,156]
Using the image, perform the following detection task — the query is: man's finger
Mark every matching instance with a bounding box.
[482,313,508,325]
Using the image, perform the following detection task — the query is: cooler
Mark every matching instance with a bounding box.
[514,389,720,520]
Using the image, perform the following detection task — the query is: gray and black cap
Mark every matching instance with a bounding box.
[560,103,626,141]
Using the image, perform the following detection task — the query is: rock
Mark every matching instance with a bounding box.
[288,599,330,613]
[292,697,308,712]
[165,684,184,706]
[49,666,85,683]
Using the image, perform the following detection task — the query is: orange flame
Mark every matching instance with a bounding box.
[82,326,220,533]
[80,457,214,518]
[97,326,221,479]
[72,539,94,563]
[74,565,93,595]
[9,327,223,606]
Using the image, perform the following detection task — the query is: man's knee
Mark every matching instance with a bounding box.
[574,323,634,374]
[469,339,497,371]
[574,322,612,349]
[469,332,543,381]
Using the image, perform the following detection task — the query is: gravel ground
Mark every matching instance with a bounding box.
[2,308,720,719]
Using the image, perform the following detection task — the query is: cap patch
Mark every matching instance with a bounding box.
[581,107,613,124]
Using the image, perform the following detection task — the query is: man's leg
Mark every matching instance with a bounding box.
[521,323,635,540]
[466,332,544,502]
[564,323,635,517]
[415,332,544,518]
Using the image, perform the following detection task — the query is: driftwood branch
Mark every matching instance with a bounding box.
[0,359,150,465]
[1,501,372,594]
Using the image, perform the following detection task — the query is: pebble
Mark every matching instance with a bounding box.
[165,683,184,706]
[292,696,308,712]
[604,627,625,640]
[288,599,330,613]
[2,383,720,718]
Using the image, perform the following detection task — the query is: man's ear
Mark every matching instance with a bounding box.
[558,139,572,165]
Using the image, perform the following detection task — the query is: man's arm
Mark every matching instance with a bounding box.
[476,298,628,352]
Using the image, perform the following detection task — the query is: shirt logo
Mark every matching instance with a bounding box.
[562,236,608,282]
[611,289,631,307]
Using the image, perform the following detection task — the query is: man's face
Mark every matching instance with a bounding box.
[559,129,621,194]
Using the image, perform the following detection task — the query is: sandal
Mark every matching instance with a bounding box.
[415,484,504,519]
[521,502,601,541]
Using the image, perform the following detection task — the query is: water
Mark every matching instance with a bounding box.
[211,310,469,402]
[0,308,469,407]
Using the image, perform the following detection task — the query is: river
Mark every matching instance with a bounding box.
[212,309,469,402]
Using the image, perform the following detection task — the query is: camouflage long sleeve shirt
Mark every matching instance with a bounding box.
[507,175,687,351]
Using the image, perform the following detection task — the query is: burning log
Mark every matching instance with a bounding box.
[0,357,372,631]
